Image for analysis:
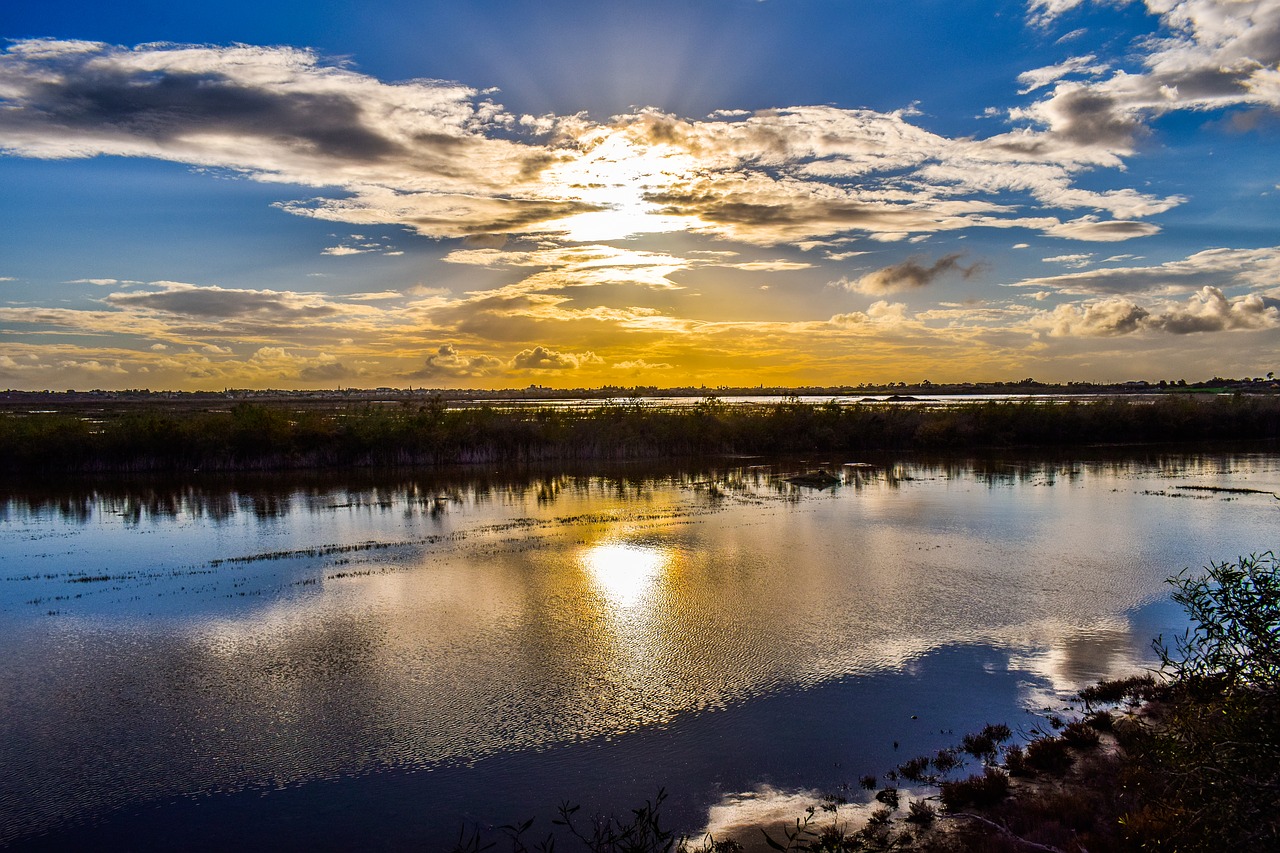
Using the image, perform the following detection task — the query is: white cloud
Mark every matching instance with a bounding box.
[1043,253,1094,268]
[1011,245,1280,295]
[1036,296,1152,336]
[1043,216,1162,241]
[1151,286,1280,333]
[1018,54,1111,93]
[1027,0,1095,28]
[829,300,912,327]
[1032,286,1280,336]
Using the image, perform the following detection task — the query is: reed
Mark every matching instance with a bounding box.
[4,394,1279,473]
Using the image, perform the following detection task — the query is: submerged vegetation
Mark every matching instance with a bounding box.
[3,394,1280,473]
[450,554,1280,852]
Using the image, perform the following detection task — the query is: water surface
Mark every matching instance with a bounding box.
[1,451,1276,848]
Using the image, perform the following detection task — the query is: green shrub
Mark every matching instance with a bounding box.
[1156,552,1280,691]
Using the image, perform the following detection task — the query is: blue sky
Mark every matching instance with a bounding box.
[2,1,1278,389]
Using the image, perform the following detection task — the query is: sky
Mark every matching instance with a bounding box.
[1,0,1278,390]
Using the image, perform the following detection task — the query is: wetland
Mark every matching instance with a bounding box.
[2,449,1278,849]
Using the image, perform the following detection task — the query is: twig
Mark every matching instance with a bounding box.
[947,812,1067,853]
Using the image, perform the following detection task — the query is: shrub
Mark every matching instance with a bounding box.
[1078,674,1158,709]
[1059,721,1101,749]
[1156,552,1280,691]
[1024,737,1074,776]
[939,768,1010,811]
[905,800,936,827]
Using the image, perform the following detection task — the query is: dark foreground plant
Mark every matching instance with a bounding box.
[448,790,742,853]
[1155,551,1280,691]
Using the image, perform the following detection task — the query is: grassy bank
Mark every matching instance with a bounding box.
[4,395,1280,473]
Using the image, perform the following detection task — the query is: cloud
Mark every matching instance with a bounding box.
[0,40,587,239]
[410,343,505,379]
[1043,216,1161,241]
[829,300,912,327]
[836,254,982,296]
[66,278,122,286]
[1037,296,1152,336]
[1043,253,1093,268]
[1151,286,1280,333]
[1033,287,1280,336]
[611,359,673,370]
[721,260,814,272]
[1016,1,1280,165]
[105,281,342,321]
[298,359,354,381]
[1027,0,1093,28]
[510,346,603,370]
[1010,246,1280,295]
[1018,55,1111,93]
[0,41,1191,250]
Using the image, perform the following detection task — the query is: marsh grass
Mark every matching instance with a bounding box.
[4,395,1280,472]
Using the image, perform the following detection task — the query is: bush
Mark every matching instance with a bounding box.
[1024,737,1073,776]
[939,768,1010,811]
[1156,552,1280,691]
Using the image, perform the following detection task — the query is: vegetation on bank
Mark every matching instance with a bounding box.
[449,553,1280,852]
[4,394,1280,472]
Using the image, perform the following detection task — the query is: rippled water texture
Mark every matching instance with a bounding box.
[1,452,1277,847]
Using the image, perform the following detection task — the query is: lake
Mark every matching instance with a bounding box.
[1,449,1277,850]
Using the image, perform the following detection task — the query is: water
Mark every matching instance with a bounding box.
[1,451,1277,849]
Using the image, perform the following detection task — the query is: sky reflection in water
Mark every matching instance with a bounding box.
[1,452,1278,846]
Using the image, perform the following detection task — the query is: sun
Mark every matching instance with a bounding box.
[538,128,699,242]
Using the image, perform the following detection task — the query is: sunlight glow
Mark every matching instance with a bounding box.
[540,129,699,241]
[580,540,670,607]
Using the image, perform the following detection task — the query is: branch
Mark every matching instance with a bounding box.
[947,812,1067,853]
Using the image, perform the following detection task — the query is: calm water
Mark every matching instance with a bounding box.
[1,451,1277,849]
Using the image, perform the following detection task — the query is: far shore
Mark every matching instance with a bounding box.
[2,389,1279,474]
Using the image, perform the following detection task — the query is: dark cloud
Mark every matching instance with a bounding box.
[413,198,603,236]
[107,284,338,321]
[1047,89,1146,149]
[15,65,400,162]
[841,254,983,296]
[1045,218,1161,241]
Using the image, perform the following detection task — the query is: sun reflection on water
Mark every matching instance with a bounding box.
[580,540,670,608]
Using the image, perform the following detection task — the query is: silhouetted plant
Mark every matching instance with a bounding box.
[938,768,1010,811]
